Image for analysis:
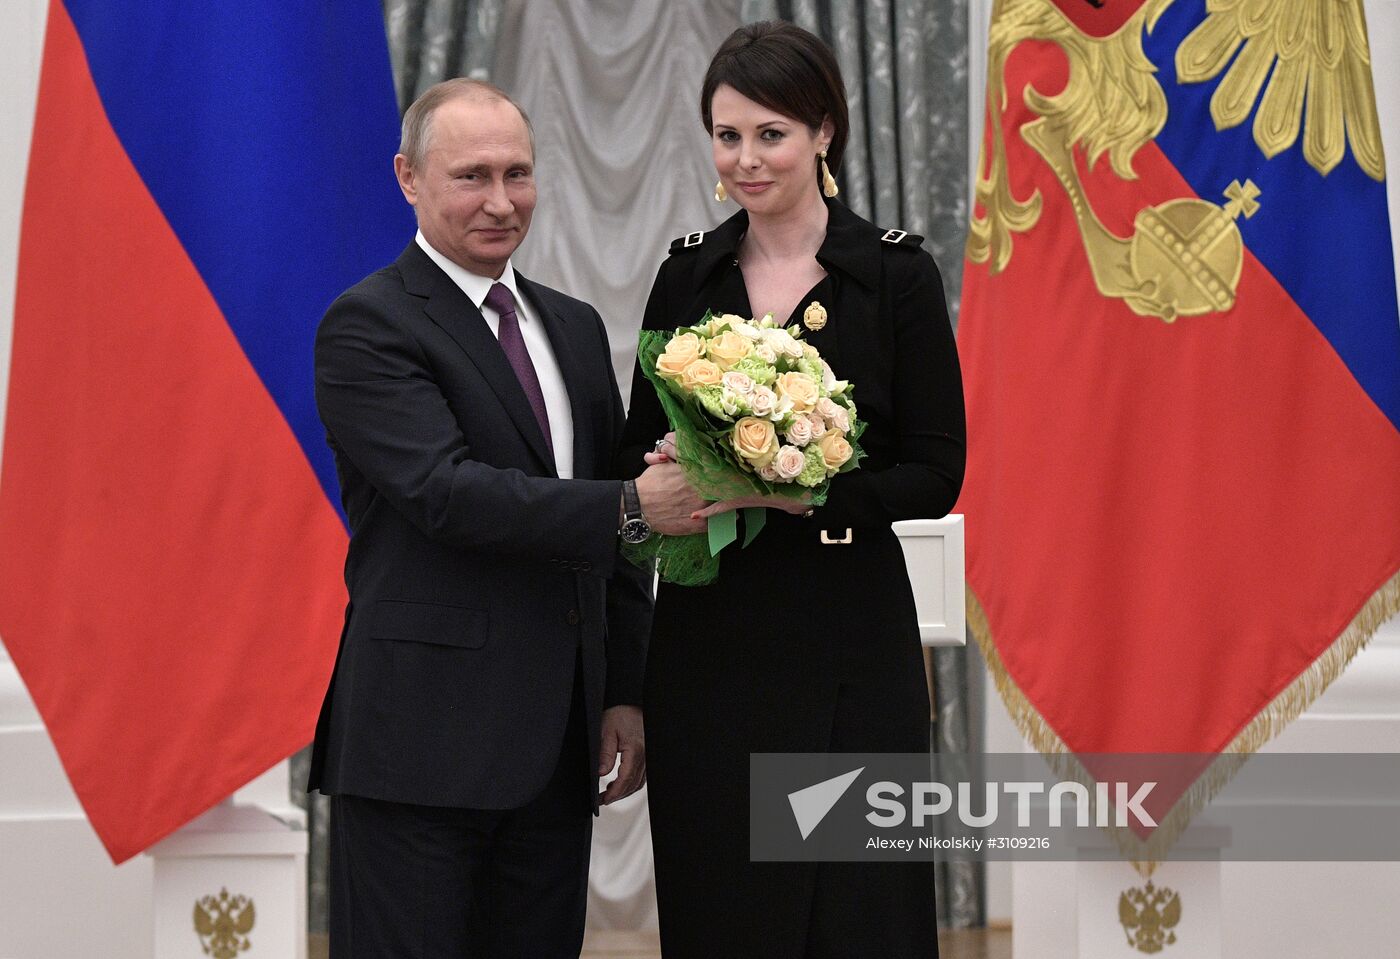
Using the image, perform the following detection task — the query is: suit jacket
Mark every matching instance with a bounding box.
[308,241,652,811]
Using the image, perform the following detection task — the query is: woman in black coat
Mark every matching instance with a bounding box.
[618,21,965,958]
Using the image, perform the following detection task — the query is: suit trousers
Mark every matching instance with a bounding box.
[329,655,592,959]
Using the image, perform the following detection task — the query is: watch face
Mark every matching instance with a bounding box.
[620,518,651,544]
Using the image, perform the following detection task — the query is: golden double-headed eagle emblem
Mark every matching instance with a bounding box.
[193,888,256,958]
[969,0,1387,323]
[1118,879,1183,954]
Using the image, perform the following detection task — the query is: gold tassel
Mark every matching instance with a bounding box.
[714,180,727,203]
[820,150,839,198]
[968,568,1400,878]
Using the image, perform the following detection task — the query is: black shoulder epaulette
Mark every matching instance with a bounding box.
[878,228,924,249]
[668,230,708,254]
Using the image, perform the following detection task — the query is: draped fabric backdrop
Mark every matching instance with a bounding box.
[295,0,982,934]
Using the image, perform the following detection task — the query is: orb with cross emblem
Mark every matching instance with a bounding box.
[1127,179,1261,323]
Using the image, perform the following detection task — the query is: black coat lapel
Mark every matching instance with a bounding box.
[396,244,557,475]
[517,273,596,480]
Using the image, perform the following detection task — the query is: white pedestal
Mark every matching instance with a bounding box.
[1074,828,1230,959]
[893,515,966,647]
[147,802,307,959]
[1009,621,1400,956]
[1012,826,1229,959]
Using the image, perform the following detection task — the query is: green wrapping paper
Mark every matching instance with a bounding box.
[622,322,866,586]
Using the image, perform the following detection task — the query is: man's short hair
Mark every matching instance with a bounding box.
[398,78,535,167]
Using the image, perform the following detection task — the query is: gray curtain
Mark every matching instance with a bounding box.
[385,0,504,106]
[300,0,981,937]
[287,749,327,936]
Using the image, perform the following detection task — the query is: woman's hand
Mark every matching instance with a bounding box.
[692,492,812,520]
[643,431,678,466]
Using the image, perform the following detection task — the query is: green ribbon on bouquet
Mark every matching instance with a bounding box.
[705,507,767,557]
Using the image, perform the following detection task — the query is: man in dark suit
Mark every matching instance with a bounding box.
[308,78,703,958]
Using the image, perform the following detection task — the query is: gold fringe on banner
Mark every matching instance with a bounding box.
[967,568,1400,877]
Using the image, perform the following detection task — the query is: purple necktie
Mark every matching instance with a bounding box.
[484,282,552,448]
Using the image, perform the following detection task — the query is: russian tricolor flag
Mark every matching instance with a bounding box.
[0,1,410,862]
[957,0,1400,850]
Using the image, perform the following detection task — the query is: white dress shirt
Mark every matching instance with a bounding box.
[415,231,575,479]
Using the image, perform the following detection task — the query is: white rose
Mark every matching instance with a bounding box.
[817,397,845,431]
[721,371,754,395]
[805,413,827,438]
[749,385,777,417]
[731,321,762,340]
[773,445,806,481]
[755,343,778,364]
[757,462,781,482]
[816,399,851,433]
[784,417,813,446]
[762,328,804,360]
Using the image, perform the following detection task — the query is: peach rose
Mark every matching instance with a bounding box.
[680,358,723,389]
[818,430,853,470]
[656,332,703,379]
[732,416,779,468]
[775,371,820,414]
[706,330,752,370]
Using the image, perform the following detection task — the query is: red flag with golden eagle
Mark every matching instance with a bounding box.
[957,0,1400,855]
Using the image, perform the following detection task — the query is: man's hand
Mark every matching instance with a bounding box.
[634,461,707,536]
[647,431,811,522]
[598,705,645,805]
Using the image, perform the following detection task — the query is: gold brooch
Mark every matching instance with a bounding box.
[803,301,828,331]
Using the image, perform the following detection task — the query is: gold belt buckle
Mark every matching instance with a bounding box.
[820,528,853,545]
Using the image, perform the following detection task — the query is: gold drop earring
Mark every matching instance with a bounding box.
[819,149,839,198]
[714,180,728,202]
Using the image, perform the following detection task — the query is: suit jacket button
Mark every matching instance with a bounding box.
[566,609,581,626]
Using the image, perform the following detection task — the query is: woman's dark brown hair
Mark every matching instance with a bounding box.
[700,21,850,175]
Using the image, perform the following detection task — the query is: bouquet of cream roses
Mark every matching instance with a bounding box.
[626,306,865,585]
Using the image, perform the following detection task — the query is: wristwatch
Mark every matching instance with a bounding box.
[619,479,652,544]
